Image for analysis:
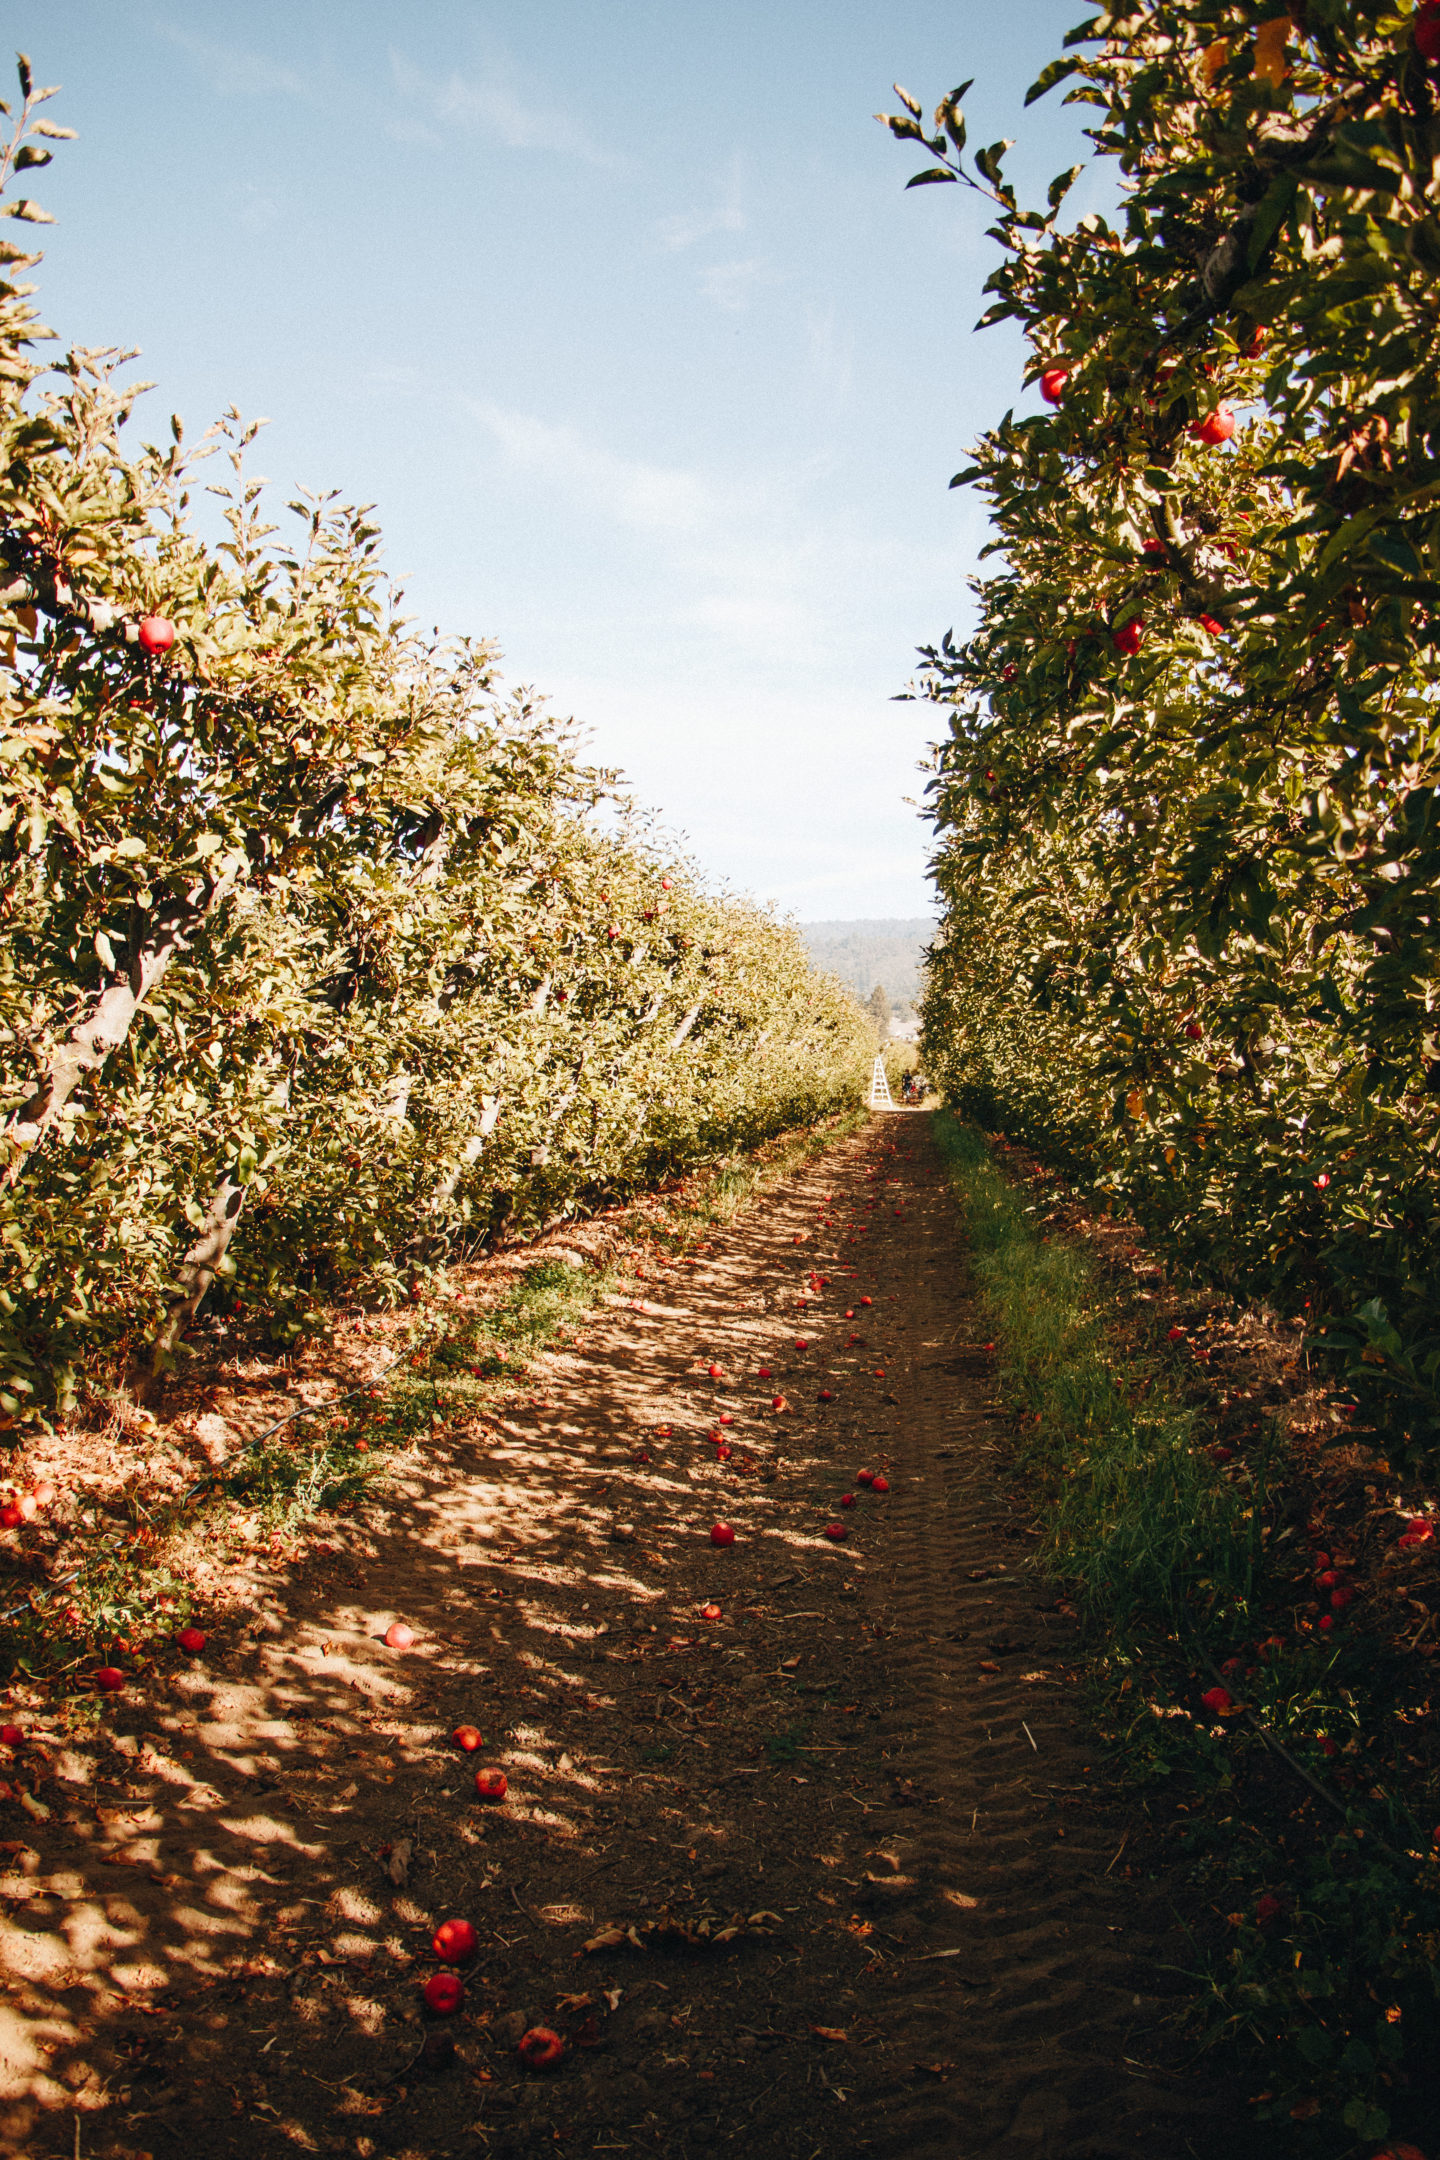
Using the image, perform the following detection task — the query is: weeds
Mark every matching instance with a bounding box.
[933,1111,1440,2151]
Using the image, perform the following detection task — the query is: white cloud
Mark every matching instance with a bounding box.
[388,50,619,168]
[698,258,770,313]
[656,157,746,252]
[156,24,307,100]
[467,403,725,537]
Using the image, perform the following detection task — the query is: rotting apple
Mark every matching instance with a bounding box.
[474,1767,508,1801]
[518,2025,565,2072]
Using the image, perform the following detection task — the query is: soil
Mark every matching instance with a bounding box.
[0,1112,1262,2160]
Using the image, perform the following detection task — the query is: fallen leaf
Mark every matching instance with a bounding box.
[386,1837,412,1887]
[810,2026,848,2042]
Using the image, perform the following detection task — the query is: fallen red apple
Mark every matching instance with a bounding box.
[818,1389,834,1402]
[0,1724,22,1746]
[757,1366,772,1380]
[1255,1891,1282,1926]
[0,1503,21,1529]
[708,1363,723,1380]
[137,615,176,654]
[176,1627,206,1654]
[839,1493,856,1508]
[15,1494,36,1521]
[385,1621,415,1650]
[31,1480,55,1506]
[844,1309,855,1319]
[423,1971,464,2015]
[1318,1613,1335,1632]
[856,1469,875,1486]
[518,2025,565,2072]
[860,1297,872,1307]
[700,1602,722,1622]
[453,1724,483,1752]
[1039,366,1069,404]
[432,1917,478,1964]
[474,1767,508,1801]
[718,1412,734,1426]
[94,1667,126,1693]
[710,1522,736,1546]
[1200,1686,1233,1715]
[794,1338,809,1351]
[824,1522,847,1541]
[1167,1325,1185,1342]
[870,1474,890,1495]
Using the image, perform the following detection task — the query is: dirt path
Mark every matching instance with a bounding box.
[1,1112,1257,2160]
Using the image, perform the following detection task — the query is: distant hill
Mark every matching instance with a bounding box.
[798,918,938,1010]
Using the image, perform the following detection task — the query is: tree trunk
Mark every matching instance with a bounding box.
[151,1173,246,1368]
[670,1002,703,1050]
[3,878,231,1181]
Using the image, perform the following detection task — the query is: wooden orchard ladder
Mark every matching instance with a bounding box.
[869,1054,894,1109]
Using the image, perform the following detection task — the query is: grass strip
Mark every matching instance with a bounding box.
[932,1110,1440,2152]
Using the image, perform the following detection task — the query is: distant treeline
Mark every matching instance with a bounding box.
[798,919,937,1009]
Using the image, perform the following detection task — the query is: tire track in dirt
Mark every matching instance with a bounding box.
[0,1112,1258,2159]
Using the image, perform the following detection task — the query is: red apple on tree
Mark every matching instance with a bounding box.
[1039,366,1069,404]
[1190,404,1236,445]
[137,615,176,654]
[1112,618,1144,656]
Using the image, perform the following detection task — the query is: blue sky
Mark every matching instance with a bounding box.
[24,2,1092,919]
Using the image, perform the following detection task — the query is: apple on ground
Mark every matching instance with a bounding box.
[824,1522,848,1541]
[423,1972,464,2015]
[474,1767,508,1801]
[176,1627,206,1654]
[870,1475,890,1494]
[432,1917,478,1964]
[385,1621,415,1650]
[0,1724,22,1745]
[710,1522,735,1547]
[518,2026,565,2072]
[94,1667,125,1692]
[453,1724,483,1752]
